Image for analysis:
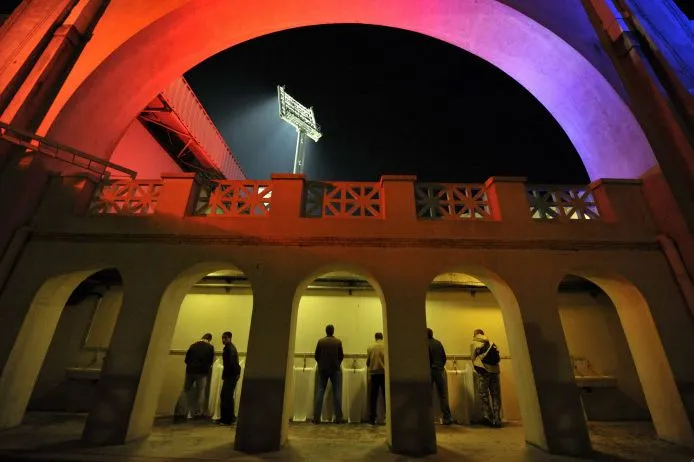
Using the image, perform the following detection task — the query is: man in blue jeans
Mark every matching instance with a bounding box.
[313,324,344,423]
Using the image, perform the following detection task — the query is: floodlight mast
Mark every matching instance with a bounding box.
[277,85,322,174]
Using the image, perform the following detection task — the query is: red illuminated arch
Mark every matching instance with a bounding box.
[44,0,655,180]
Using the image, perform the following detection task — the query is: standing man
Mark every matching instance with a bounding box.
[216,331,241,426]
[366,332,386,425]
[471,328,502,427]
[174,333,215,423]
[427,328,452,425]
[313,324,344,424]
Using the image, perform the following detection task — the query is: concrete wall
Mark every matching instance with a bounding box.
[30,282,649,422]
[108,120,182,178]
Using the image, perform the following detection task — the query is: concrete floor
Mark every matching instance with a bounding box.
[0,414,691,462]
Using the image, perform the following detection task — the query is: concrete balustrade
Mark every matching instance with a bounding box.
[25,172,659,245]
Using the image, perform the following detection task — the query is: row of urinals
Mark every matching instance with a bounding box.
[205,360,490,424]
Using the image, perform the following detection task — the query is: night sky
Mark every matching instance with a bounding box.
[186,25,588,184]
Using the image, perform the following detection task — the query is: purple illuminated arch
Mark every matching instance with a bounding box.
[45,0,656,180]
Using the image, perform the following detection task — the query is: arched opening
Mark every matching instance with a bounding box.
[557,276,650,423]
[289,270,386,433]
[424,272,521,432]
[156,266,252,429]
[43,0,655,182]
[559,271,694,447]
[0,268,122,430]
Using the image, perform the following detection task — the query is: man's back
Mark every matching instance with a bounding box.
[315,336,344,374]
[223,342,241,378]
[367,341,385,374]
[428,337,447,369]
[185,340,214,375]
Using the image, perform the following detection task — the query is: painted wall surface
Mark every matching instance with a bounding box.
[31,284,649,421]
[108,120,182,178]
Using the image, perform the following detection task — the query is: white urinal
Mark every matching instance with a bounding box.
[446,365,470,424]
[207,358,245,420]
[292,365,316,421]
[343,366,367,423]
[208,358,223,419]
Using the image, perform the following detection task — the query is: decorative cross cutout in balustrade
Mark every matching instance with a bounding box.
[304,182,382,218]
[527,186,600,221]
[90,180,162,215]
[195,181,272,216]
[415,183,491,220]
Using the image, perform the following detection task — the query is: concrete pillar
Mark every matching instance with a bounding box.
[379,275,436,456]
[82,265,180,445]
[234,273,298,453]
[380,175,417,224]
[589,179,655,232]
[0,265,95,428]
[500,270,592,456]
[0,0,76,113]
[484,177,530,222]
[269,173,305,220]
[598,265,694,447]
[2,0,107,131]
[156,172,198,217]
[0,155,51,260]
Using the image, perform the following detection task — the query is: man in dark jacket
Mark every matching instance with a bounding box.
[313,324,344,423]
[173,333,215,423]
[216,331,241,425]
[427,328,452,425]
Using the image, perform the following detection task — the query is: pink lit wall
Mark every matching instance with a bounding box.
[109,120,181,178]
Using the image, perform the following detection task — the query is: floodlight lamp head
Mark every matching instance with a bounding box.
[277,85,322,142]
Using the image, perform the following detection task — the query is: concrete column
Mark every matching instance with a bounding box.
[484,177,530,222]
[589,179,655,232]
[2,0,108,131]
[601,264,694,447]
[156,172,198,217]
[500,270,592,456]
[33,172,99,223]
[0,155,51,260]
[0,0,76,112]
[269,173,305,220]
[82,265,181,445]
[379,276,436,456]
[234,273,298,453]
[380,175,417,224]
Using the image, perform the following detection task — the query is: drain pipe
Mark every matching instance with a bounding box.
[657,234,694,320]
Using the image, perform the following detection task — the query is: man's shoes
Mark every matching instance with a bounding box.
[172,415,186,424]
[480,417,494,427]
[442,418,453,426]
[334,418,347,424]
[368,419,376,426]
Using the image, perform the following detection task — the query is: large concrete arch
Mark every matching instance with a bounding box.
[0,268,116,429]
[565,267,694,447]
[43,0,655,181]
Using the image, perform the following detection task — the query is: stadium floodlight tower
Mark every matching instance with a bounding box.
[277,85,322,174]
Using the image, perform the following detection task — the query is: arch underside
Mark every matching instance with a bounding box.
[44,0,656,181]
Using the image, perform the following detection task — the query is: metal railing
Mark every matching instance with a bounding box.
[0,121,136,180]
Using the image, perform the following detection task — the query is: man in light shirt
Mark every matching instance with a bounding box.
[366,332,386,425]
[471,329,502,427]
